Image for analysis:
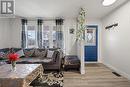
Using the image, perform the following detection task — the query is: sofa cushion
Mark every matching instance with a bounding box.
[42,58,53,63]
[17,57,54,64]
[64,55,80,65]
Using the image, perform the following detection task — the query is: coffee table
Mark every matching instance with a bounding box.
[0,64,43,87]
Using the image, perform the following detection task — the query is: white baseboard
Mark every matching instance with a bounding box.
[103,62,130,80]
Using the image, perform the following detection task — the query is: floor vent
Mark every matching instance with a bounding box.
[112,72,121,77]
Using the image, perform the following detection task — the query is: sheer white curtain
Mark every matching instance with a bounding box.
[42,19,64,49]
[42,20,55,48]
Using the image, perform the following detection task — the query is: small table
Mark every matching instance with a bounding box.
[0,64,43,87]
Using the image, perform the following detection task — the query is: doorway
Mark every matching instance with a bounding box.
[84,25,98,62]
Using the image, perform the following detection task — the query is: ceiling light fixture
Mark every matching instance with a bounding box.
[102,0,117,6]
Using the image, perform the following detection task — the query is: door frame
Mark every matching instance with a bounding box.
[84,25,98,62]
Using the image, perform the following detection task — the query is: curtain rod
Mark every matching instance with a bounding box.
[21,19,56,21]
[21,18,64,21]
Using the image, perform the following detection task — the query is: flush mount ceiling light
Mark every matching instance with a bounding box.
[102,0,117,6]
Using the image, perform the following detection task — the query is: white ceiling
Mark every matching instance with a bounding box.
[15,0,128,19]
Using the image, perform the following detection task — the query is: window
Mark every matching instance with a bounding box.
[22,20,64,49]
[26,26,37,48]
[42,25,63,49]
[42,26,50,48]
[85,28,96,46]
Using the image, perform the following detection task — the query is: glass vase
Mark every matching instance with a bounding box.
[11,61,16,71]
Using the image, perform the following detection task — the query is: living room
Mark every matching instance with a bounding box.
[0,0,130,87]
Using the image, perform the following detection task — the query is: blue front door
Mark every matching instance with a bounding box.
[85,25,98,62]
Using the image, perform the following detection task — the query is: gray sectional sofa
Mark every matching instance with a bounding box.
[0,48,63,71]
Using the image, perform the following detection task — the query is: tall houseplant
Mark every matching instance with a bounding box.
[76,8,86,74]
[76,8,86,41]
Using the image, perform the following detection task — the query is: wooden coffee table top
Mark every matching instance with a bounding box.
[0,64,41,78]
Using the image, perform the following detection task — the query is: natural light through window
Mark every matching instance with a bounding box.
[27,26,37,48]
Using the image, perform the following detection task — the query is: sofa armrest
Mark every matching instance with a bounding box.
[55,50,63,69]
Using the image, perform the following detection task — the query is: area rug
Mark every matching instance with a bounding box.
[31,72,63,87]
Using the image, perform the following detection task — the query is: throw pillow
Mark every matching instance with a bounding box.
[16,49,25,58]
[0,51,10,59]
[34,49,46,57]
[0,52,6,60]
[24,49,35,57]
[47,50,54,58]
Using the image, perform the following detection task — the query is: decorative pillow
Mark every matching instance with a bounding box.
[34,49,46,57]
[47,50,54,58]
[16,49,25,58]
[0,52,6,60]
[24,49,35,57]
[0,51,10,59]
[11,48,22,53]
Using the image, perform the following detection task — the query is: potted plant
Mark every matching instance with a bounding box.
[8,53,19,71]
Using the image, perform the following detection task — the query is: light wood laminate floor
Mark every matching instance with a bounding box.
[64,63,130,87]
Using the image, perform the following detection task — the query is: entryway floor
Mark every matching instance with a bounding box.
[64,63,130,87]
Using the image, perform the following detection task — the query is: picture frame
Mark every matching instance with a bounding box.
[69,28,74,34]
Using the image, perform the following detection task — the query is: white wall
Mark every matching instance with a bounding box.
[63,19,77,55]
[0,18,12,48]
[10,18,22,48]
[102,1,130,80]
